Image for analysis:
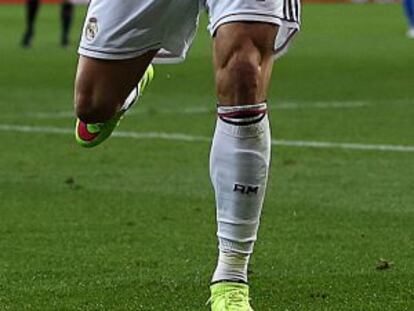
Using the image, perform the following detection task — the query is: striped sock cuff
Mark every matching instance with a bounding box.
[218,103,267,126]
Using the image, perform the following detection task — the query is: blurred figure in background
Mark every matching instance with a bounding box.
[21,0,74,48]
[403,0,414,38]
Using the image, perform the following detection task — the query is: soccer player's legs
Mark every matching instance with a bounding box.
[60,0,74,47]
[74,0,199,147]
[403,0,414,38]
[74,52,156,148]
[206,0,300,309]
[22,0,40,48]
[208,22,276,311]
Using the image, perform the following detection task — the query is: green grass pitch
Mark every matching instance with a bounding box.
[0,3,413,310]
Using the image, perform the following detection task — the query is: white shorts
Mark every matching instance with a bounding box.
[78,0,301,63]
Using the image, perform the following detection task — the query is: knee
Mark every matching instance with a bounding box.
[74,91,118,124]
[214,23,277,104]
[226,51,260,93]
[217,47,261,104]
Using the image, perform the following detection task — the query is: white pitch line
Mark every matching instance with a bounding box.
[1,124,414,153]
[27,111,75,119]
[22,101,369,119]
[272,140,414,153]
[276,101,368,109]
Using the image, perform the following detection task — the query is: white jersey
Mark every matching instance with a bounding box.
[78,0,301,63]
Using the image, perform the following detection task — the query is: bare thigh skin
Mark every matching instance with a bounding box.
[213,22,279,106]
[74,49,157,124]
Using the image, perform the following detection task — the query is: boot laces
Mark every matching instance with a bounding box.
[207,288,251,310]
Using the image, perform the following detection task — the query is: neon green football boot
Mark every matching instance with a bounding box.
[209,282,254,311]
[75,64,154,148]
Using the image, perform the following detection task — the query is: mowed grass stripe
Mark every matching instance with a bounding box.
[1,124,414,153]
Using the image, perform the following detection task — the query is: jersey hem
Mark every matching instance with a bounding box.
[78,43,163,61]
[209,13,300,58]
[78,45,187,64]
[209,13,300,35]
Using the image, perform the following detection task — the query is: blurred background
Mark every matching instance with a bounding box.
[0,1,413,310]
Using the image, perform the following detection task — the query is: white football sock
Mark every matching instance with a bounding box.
[212,251,250,284]
[210,103,271,283]
[121,87,138,111]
